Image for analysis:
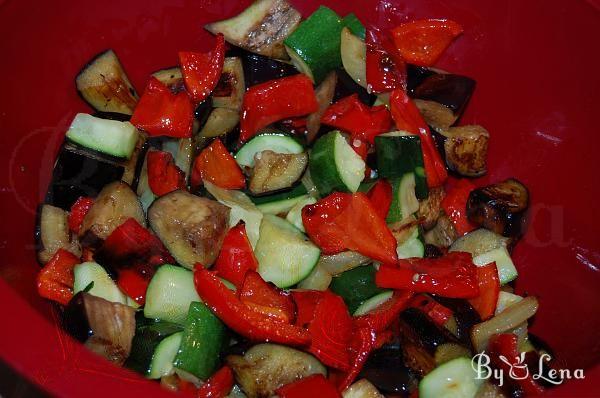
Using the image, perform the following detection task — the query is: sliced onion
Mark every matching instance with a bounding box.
[471,296,538,352]
[297,263,332,291]
[318,251,370,276]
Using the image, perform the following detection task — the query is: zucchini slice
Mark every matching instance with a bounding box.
[418,357,482,398]
[73,262,130,305]
[251,183,309,215]
[66,113,139,159]
[284,6,344,83]
[340,27,367,89]
[126,321,183,376]
[353,291,394,316]
[76,50,138,115]
[396,226,425,259]
[375,131,428,199]
[330,265,386,313]
[212,57,245,110]
[204,182,263,248]
[144,264,201,324]
[254,214,321,288]
[148,190,230,269]
[205,0,301,60]
[249,151,308,195]
[387,173,420,224]
[309,131,366,196]
[286,195,317,231]
[342,13,366,39]
[148,331,183,379]
[235,133,304,168]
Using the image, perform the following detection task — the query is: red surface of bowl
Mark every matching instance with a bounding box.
[0,0,599,396]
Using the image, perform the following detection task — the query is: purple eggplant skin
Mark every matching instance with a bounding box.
[45,145,124,210]
[406,64,437,94]
[237,50,298,87]
[411,73,476,118]
[467,178,530,238]
[399,308,459,354]
[62,292,94,342]
[424,244,443,258]
[358,342,418,396]
[333,69,377,106]
[433,297,481,349]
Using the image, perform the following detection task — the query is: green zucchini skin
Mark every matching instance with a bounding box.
[329,265,386,313]
[174,302,226,380]
[375,134,428,199]
[284,6,343,83]
[125,321,183,376]
[342,13,365,39]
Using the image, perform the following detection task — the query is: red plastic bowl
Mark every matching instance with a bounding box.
[0,0,598,396]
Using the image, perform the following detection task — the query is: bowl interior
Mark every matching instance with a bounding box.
[0,0,598,395]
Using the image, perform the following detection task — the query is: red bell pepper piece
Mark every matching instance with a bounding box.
[441,178,477,236]
[37,249,80,305]
[117,268,149,306]
[488,334,546,395]
[179,33,225,104]
[353,290,414,333]
[389,88,447,187]
[238,271,295,324]
[194,267,310,346]
[391,19,463,67]
[277,374,341,398]
[131,77,194,138]
[291,289,324,328]
[147,150,187,196]
[376,252,479,298]
[97,218,175,274]
[68,196,94,234]
[365,28,407,93]
[335,327,377,391]
[468,263,500,320]
[408,294,453,326]
[307,291,352,371]
[239,75,318,142]
[321,94,392,144]
[192,139,245,189]
[302,192,398,264]
[197,365,234,398]
[213,222,258,288]
[366,179,393,220]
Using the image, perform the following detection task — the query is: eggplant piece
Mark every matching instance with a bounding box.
[424,244,443,258]
[467,179,529,238]
[411,72,476,121]
[241,51,299,87]
[120,130,147,190]
[342,379,385,398]
[148,190,230,269]
[36,204,81,263]
[358,343,418,396]
[63,292,136,365]
[45,145,125,210]
[423,214,458,248]
[248,151,308,195]
[226,343,326,398]
[441,125,490,177]
[397,308,463,377]
[434,297,482,348]
[306,71,337,142]
[418,186,445,230]
[198,107,240,139]
[79,181,145,244]
[406,64,436,94]
[212,57,245,110]
[334,69,376,105]
[205,0,301,60]
[414,99,457,132]
[75,50,138,115]
[151,67,185,93]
